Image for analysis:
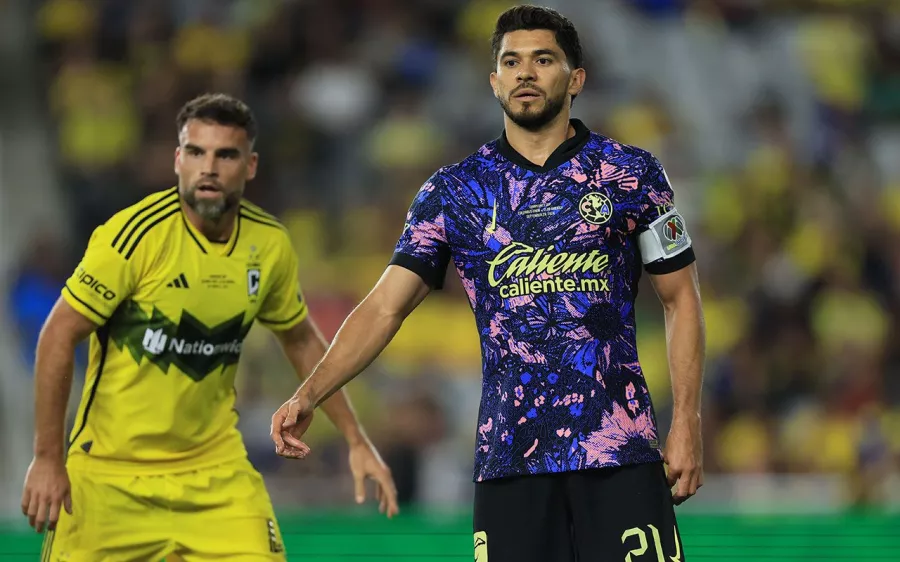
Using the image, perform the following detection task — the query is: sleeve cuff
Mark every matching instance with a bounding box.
[257,304,308,331]
[62,284,109,325]
[389,253,446,289]
[644,247,696,275]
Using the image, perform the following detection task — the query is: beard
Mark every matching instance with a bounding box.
[499,88,567,132]
[182,184,240,222]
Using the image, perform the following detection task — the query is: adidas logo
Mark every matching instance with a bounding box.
[167,273,190,289]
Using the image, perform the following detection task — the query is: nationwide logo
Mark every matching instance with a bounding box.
[142,328,167,354]
[141,328,242,357]
[109,300,251,381]
[485,242,611,298]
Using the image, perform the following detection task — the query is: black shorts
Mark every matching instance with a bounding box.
[473,461,685,562]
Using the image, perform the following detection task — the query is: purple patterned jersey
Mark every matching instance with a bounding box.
[390,120,695,482]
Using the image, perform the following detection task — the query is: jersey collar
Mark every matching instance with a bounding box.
[178,198,242,257]
[496,118,591,173]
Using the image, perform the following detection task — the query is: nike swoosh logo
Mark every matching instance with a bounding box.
[486,200,497,233]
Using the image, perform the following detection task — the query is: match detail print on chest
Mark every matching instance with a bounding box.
[486,174,614,242]
[161,240,263,319]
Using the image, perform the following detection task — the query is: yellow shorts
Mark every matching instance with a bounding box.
[42,457,286,561]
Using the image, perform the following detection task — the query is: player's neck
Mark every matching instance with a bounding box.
[503,110,574,167]
[180,200,236,243]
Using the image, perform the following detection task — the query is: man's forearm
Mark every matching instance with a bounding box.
[663,295,705,421]
[299,296,404,409]
[281,325,368,447]
[33,326,78,461]
[319,393,367,447]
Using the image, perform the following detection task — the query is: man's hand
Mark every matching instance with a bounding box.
[21,457,72,532]
[349,442,399,518]
[663,414,703,506]
[271,393,314,459]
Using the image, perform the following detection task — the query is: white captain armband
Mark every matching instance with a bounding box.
[638,208,692,264]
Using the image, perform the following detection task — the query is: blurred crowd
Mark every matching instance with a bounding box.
[6,0,900,507]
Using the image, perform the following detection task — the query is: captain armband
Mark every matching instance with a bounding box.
[638,208,692,264]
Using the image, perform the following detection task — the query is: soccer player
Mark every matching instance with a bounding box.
[272,5,705,562]
[21,93,398,561]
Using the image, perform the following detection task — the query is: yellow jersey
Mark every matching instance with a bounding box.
[61,187,307,474]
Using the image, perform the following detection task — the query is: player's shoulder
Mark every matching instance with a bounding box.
[584,132,664,175]
[427,142,499,193]
[238,199,288,233]
[237,198,292,248]
[95,187,181,258]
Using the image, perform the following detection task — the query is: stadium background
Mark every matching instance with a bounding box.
[0,0,899,559]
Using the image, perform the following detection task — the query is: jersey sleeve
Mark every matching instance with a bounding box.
[388,172,452,289]
[256,233,309,331]
[62,224,137,325]
[635,156,696,275]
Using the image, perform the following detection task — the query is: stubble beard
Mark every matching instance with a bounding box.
[499,90,567,132]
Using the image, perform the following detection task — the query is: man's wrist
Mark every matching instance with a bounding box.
[298,380,368,448]
[34,442,65,463]
[344,426,369,448]
[296,382,318,408]
[671,408,701,427]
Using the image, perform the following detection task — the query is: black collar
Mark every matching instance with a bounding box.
[496,118,591,173]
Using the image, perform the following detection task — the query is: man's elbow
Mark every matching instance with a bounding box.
[660,285,703,317]
[361,292,404,332]
[275,319,323,352]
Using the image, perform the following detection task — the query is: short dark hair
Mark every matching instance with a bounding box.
[176,93,258,145]
[491,5,583,70]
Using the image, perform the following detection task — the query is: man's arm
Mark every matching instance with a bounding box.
[302,265,430,407]
[272,315,400,515]
[22,298,97,531]
[649,263,706,505]
[273,318,368,447]
[33,299,97,460]
[271,266,430,449]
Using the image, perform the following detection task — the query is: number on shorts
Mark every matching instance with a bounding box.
[621,527,648,561]
[620,524,681,562]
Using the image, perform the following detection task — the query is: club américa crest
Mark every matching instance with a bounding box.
[578,192,613,225]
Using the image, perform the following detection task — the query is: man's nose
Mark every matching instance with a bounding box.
[517,64,536,82]
[201,154,219,176]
